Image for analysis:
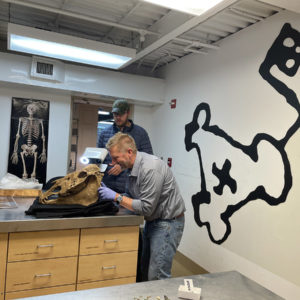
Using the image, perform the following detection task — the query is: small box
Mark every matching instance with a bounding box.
[178,279,201,300]
[0,189,41,197]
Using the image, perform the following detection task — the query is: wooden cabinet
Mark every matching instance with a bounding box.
[8,229,79,261]
[5,285,75,300]
[78,251,138,283]
[80,226,139,255]
[0,233,8,300]
[6,257,77,292]
[77,277,136,290]
[4,229,78,299]
[1,226,139,298]
[77,226,139,289]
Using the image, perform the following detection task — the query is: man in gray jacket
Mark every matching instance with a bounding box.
[99,132,185,281]
[97,99,152,193]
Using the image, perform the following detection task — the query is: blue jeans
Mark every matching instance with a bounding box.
[141,215,185,281]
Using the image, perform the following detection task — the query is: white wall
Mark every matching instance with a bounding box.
[152,10,300,300]
[0,86,71,182]
[132,104,156,153]
[0,48,164,182]
[0,7,299,300]
[0,52,165,105]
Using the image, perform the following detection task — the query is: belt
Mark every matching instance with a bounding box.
[148,212,185,223]
[172,212,184,219]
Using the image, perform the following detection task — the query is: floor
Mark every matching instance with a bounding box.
[171,251,208,278]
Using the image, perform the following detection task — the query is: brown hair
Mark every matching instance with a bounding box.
[106,132,137,153]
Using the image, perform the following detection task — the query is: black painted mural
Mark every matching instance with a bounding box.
[184,23,300,244]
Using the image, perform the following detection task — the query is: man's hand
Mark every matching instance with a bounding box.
[108,164,122,176]
[98,183,116,201]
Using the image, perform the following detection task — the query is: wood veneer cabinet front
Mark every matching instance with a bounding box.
[6,257,78,292]
[78,226,139,288]
[77,276,136,290]
[8,229,79,261]
[5,285,75,299]
[80,226,139,255]
[1,225,139,298]
[5,229,79,299]
[0,233,8,300]
[78,251,138,283]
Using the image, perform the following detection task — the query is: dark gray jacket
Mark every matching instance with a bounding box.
[97,120,153,193]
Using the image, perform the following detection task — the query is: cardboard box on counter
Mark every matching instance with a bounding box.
[0,189,41,197]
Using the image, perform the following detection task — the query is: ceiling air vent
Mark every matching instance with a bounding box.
[30,56,65,82]
[36,61,53,76]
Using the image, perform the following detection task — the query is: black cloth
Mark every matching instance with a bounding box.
[42,176,63,190]
[25,198,119,218]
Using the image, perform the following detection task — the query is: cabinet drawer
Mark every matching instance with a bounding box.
[6,257,77,292]
[80,226,139,255]
[8,229,79,261]
[5,284,75,299]
[78,251,137,283]
[77,276,136,290]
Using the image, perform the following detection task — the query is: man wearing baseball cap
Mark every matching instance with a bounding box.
[97,99,153,193]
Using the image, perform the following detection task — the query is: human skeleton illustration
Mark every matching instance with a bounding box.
[11,103,47,180]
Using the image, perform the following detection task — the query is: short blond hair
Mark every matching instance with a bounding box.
[106,132,137,153]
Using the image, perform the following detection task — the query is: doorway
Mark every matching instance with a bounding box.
[69,99,113,172]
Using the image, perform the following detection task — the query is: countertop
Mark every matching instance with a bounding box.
[21,270,283,300]
[0,197,143,232]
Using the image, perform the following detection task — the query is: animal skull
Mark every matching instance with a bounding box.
[39,164,103,206]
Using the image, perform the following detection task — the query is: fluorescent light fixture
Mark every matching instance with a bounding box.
[7,23,136,69]
[98,111,110,115]
[98,121,113,125]
[142,0,225,15]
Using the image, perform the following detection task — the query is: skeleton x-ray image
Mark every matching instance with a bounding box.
[8,98,49,184]
[185,23,300,244]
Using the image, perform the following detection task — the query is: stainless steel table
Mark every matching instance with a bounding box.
[21,271,283,300]
[0,197,143,232]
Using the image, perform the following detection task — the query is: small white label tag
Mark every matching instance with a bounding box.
[184,279,194,291]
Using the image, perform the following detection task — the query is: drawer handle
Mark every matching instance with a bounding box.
[36,244,54,248]
[102,265,116,270]
[104,239,118,243]
[34,273,52,278]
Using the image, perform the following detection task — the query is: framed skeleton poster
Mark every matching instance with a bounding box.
[7,97,50,184]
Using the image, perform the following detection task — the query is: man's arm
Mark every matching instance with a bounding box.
[115,194,133,211]
[141,131,153,154]
[137,128,153,154]
[99,168,162,217]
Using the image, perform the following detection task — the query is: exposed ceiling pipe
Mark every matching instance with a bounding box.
[1,0,160,37]
[121,0,240,68]
[151,50,181,72]
[229,7,264,21]
[174,37,220,50]
[101,2,142,42]
[183,43,208,54]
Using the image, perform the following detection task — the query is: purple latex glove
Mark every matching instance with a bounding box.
[98,185,116,201]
